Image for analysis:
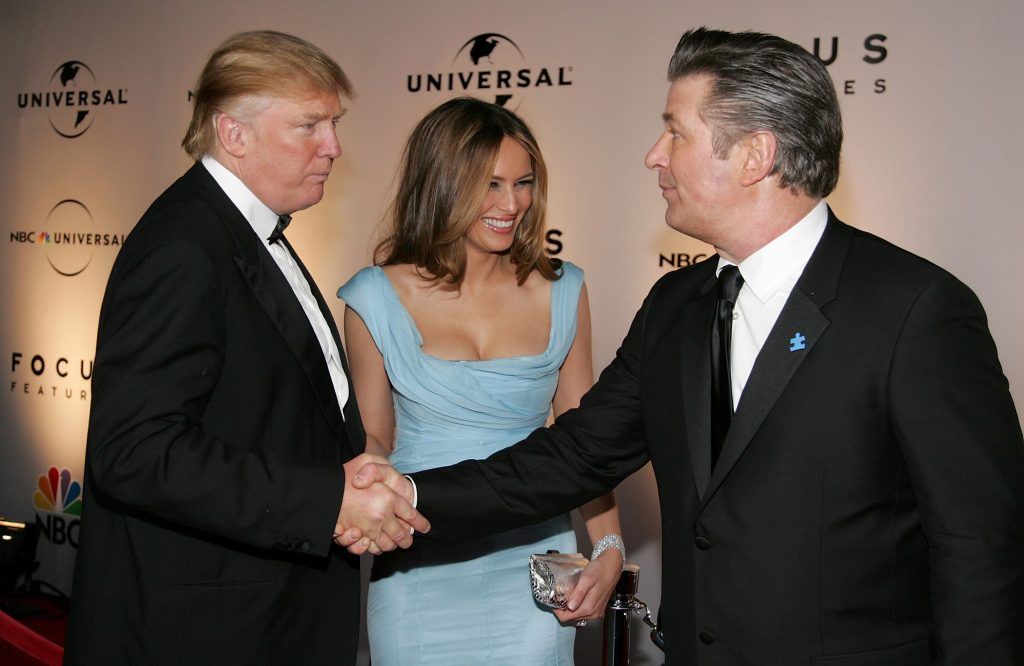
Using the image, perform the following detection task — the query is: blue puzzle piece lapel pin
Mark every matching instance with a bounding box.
[789,332,806,352]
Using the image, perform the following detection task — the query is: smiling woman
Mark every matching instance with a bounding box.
[464,137,534,259]
[338,97,624,665]
[371,97,557,288]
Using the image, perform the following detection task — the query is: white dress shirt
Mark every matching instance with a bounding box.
[717,200,828,409]
[201,155,349,416]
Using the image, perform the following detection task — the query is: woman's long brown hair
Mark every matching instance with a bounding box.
[375,97,559,287]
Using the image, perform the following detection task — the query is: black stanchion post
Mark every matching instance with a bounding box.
[602,564,639,666]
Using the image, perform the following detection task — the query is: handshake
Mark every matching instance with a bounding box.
[334,453,430,555]
[333,453,623,624]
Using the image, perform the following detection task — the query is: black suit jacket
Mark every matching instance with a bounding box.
[414,211,1024,665]
[66,163,366,664]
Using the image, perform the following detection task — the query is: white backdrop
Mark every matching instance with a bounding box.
[3,2,1022,663]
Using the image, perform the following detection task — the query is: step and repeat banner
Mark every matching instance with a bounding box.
[3,1,1022,663]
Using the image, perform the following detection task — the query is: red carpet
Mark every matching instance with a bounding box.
[0,593,67,666]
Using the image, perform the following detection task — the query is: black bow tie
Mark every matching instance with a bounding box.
[268,215,292,245]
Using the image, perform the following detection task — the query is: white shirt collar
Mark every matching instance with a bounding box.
[717,200,828,304]
[201,154,280,245]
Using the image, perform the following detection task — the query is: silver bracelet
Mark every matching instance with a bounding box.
[591,534,626,565]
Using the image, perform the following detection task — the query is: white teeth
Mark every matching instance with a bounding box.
[483,218,514,229]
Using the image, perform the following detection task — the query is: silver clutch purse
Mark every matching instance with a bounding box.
[529,552,589,609]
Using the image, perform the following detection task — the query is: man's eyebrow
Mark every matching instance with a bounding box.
[300,111,331,121]
[662,113,675,124]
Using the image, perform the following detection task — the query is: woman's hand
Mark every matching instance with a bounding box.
[553,548,624,625]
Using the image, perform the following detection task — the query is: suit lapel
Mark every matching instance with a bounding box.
[701,210,851,505]
[233,248,352,454]
[679,274,718,499]
[185,164,353,453]
[281,236,365,453]
[702,290,828,502]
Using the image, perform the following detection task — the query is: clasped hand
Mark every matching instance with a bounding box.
[334,454,430,555]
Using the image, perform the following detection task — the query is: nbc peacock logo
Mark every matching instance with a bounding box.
[33,466,83,517]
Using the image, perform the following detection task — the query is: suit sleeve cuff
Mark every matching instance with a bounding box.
[404,475,418,508]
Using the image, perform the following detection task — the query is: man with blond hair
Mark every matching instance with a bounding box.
[66,31,426,664]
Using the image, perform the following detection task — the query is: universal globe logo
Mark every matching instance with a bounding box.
[16,60,128,138]
[44,199,94,276]
[8,199,126,277]
[407,33,573,107]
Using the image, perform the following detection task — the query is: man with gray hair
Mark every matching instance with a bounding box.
[356,27,1024,664]
[66,30,426,664]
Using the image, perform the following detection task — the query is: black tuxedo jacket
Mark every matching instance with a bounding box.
[414,211,1024,665]
[66,163,366,664]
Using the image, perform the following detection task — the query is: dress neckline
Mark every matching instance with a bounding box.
[372,265,559,364]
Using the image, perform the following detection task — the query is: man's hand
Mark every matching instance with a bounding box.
[334,454,429,555]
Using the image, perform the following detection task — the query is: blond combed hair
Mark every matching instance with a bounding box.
[182,30,354,159]
[375,97,558,287]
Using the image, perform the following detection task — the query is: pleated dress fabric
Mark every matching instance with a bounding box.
[338,262,584,665]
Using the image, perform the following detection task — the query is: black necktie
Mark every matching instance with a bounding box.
[710,264,744,469]
[268,214,291,245]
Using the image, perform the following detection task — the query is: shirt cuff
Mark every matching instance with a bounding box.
[404,474,418,508]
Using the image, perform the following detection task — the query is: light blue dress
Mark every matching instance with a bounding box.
[338,262,584,665]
